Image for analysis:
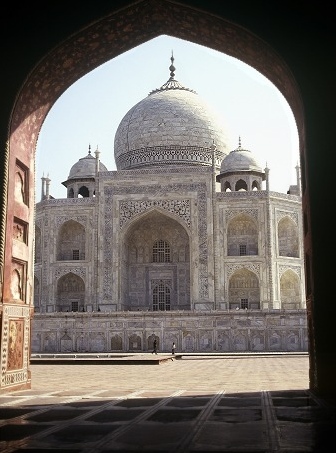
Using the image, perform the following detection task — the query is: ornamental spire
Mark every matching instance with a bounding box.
[169,51,175,79]
[148,53,197,95]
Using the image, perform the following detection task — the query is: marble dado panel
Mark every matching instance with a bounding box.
[165,319,181,327]
[198,320,214,327]
[182,320,199,328]
[127,321,145,328]
[216,319,231,327]
[110,322,124,328]
[143,320,162,328]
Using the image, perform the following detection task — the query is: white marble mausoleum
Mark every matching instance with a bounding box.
[33,56,307,353]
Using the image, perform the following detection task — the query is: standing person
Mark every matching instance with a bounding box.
[172,342,176,355]
[152,338,158,354]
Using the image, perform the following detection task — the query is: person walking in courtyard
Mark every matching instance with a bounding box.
[172,342,176,355]
[152,338,158,354]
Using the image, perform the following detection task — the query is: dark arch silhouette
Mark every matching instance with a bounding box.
[0,1,334,402]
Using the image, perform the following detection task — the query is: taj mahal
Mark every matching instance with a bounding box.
[32,56,307,354]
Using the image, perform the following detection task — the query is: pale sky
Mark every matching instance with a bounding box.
[35,35,299,200]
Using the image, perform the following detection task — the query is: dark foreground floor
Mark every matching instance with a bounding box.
[0,354,335,452]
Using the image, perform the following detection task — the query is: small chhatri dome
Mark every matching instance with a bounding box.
[114,54,230,170]
[67,145,108,180]
[219,137,263,174]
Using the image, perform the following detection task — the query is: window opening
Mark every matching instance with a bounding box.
[73,249,80,260]
[71,301,79,312]
[153,240,170,262]
[153,283,171,311]
[241,298,248,309]
[239,244,247,256]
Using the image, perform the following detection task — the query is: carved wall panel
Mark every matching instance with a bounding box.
[7,319,24,371]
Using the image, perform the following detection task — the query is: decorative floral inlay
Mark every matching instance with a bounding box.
[277,210,299,225]
[225,209,258,221]
[279,265,301,276]
[54,267,86,279]
[226,263,261,278]
[120,199,190,228]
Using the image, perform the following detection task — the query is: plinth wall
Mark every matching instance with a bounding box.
[31,310,308,353]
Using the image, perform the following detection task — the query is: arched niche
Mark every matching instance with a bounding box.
[278,216,299,258]
[56,272,85,312]
[227,213,258,256]
[228,268,260,309]
[121,209,190,311]
[280,269,301,310]
[57,220,86,261]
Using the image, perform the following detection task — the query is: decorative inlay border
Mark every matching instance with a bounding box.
[116,146,224,170]
[4,305,30,318]
[277,210,299,224]
[151,279,172,289]
[226,263,261,278]
[37,198,95,206]
[217,191,300,201]
[55,215,88,227]
[100,165,213,179]
[279,265,301,276]
[225,208,258,221]
[54,267,87,279]
[120,199,191,228]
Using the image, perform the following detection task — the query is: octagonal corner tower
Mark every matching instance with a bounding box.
[114,56,230,171]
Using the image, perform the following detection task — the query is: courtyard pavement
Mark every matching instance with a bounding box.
[0,353,335,452]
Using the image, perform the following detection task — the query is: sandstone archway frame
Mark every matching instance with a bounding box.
[0,0,311,392]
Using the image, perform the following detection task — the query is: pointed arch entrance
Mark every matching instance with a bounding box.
[122,209,190,311]
[0,0,310,393]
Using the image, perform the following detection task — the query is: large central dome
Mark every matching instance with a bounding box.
[114,55,230,170]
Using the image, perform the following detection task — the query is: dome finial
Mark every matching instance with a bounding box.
[149,52,196,95]
[88,144,91,155]
[238,136,242,148]
[169,51,175,80]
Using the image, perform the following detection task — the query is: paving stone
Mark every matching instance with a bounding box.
[0,355,334,453]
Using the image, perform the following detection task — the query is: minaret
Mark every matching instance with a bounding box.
[45,174,51,199]
[296,162,301,196]
[41,174,46,201]
[265,163,270,192]
[94,146,100,176]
